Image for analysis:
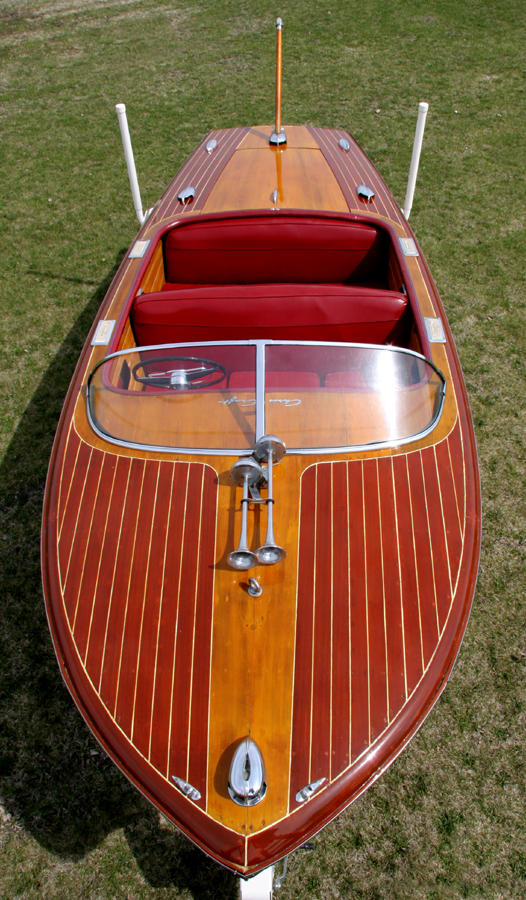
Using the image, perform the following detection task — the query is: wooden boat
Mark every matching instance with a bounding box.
[42,21,480,895]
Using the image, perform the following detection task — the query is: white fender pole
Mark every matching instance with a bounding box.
[403,101,429,221]
[115,103,145,225]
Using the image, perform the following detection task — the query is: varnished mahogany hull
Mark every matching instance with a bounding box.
[42,125,481,875]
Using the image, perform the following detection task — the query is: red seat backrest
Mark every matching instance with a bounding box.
[131,283,408,347]
[229,371,321,390]
[163,217,384,285]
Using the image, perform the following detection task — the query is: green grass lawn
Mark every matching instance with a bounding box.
[1,1,526,897]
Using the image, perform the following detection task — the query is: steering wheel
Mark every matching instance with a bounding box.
[132,355,227,390]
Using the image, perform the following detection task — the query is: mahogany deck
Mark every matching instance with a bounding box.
[56,430,217,808]
[41,123,481,876]
[291,422,465,801]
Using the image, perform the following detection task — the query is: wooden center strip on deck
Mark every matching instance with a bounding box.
[202,145,348,214]
[205,456,303,836]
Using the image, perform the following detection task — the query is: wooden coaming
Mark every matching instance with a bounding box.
[42,124,481,876]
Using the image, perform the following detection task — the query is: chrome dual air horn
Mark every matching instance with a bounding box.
[227,458,264,571]
[254,435,286,565]
[228,435,287,570]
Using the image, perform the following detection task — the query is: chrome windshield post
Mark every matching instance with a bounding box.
[255,341,266,442]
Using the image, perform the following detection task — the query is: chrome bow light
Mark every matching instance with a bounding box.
[228,738,267,806]
[228,458,264,570]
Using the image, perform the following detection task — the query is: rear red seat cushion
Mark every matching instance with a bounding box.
[163,217,384,285]
[131,283,408,346]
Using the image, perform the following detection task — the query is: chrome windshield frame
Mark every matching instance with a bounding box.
[86,339,446,456]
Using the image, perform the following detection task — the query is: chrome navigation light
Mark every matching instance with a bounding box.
[228,738,267,806]
[295,776,327,804]
[171,775,201,802]
[357,183,375,203]
[177,185,196,204]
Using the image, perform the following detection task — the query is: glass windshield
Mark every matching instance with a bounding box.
[87,341,445,455]
[88,344,257,451]
[264,343,444,449]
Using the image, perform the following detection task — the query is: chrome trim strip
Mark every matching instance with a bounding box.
[86,340,446,457]
[399,236,419,257]
[91,319,116,346]
[128,239,150,259]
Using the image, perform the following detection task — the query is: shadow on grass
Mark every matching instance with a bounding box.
[0,249,237,900]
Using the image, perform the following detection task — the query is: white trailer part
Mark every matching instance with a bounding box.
[403,101,429,221]
[115,103,147,225]
[239,867,275,900]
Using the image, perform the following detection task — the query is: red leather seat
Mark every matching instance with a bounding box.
[131,283,408,347]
